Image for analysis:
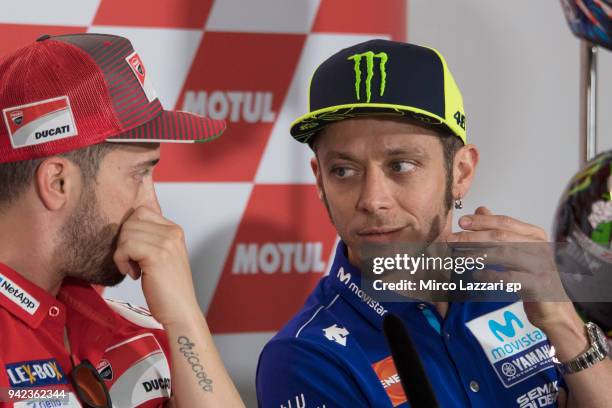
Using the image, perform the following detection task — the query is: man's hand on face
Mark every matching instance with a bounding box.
[446,206,574,332]
[113,206,200,327]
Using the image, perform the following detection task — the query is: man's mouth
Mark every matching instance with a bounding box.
[356,227,405,242]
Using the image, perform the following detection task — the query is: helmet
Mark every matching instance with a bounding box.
[553,151,612,334]
[560,0,612,50]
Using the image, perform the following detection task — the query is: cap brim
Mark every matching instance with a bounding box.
[290,103,465,145]
[107,110,226,144]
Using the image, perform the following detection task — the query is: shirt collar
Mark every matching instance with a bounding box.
[58,279,116,328]
[327,241,416,331]
[0,263,115,329]
[0,262,63,328]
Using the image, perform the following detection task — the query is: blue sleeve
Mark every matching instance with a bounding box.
[557,370,568,397]
[256,338,372,408]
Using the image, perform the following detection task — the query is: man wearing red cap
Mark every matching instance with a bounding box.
[0,34,243,407]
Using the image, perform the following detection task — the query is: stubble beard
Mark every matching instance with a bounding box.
[319,184,450,264]
[54,185,125,287]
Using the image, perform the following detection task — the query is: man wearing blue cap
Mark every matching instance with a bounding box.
[256,39,612,407]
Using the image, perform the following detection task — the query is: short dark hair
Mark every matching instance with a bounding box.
[0,143,119,210]
[438,130,464,211]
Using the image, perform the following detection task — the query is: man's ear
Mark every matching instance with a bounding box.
[35,156,80,211]
[310,156,324,202]
[452,144,479,199]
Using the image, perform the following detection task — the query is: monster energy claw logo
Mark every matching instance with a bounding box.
[347,51,388,103]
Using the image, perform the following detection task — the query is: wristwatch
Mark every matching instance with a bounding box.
[550,322,610,375]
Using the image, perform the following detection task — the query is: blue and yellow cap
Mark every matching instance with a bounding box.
[290,39,467,145]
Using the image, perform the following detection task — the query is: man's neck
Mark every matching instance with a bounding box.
[434,301,448,319]
[0,257,64,296]
[0,209,63,296]
[346,233,453,320]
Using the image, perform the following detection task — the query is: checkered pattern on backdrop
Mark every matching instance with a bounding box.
[1,1,406,401]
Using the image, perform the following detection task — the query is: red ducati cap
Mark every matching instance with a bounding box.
[0,33,226,163]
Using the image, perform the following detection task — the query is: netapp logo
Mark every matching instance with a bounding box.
[35,125,71,140]
[142,377,171,393]
[0,273,40,315]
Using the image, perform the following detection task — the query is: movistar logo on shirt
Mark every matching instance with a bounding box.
[466,302,553,388]
[337,267,351,284]
[6,358,67,387]
[487,311,546,362]
[489,310,524,341]
[336,267,387,317]
[0,273,40,315]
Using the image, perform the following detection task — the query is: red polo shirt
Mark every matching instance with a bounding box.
[0,263,172,407]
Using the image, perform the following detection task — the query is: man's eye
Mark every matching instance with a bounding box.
[332,167,356,178]
[391,161,415,173]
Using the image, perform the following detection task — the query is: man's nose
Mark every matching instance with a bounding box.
[356,168,394,214]
[141,181,162,214]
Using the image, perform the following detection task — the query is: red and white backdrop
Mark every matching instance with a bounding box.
[0,0,406,403]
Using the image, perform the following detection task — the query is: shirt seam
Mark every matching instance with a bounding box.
[295,294,340,338]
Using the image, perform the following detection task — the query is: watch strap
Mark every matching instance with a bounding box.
[552,322,610,375]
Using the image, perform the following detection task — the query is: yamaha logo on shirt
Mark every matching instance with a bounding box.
[465,302,554,388]
[5,358,68,387]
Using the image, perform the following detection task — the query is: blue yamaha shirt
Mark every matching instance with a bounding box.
[257,241,565,408]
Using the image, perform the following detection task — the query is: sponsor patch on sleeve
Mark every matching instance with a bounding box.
[5,358,68,388]
[126,52,158,103]
[2,96,77,149]
[465,302,554,388]
[102,333,171,406]
[371,355,408,407]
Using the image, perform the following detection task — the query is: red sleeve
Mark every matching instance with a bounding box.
[0,314,15,407]
[151,327,172,369]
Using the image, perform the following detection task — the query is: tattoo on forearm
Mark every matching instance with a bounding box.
[177,336,213,392]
